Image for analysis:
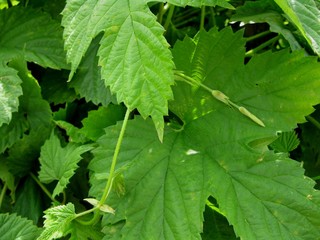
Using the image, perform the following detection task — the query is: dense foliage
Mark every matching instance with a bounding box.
[1,0,320,239]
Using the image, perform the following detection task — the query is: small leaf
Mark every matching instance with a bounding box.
[38,132,94,198]
[270,131,300,153]
[84,198,115,214]
[38,203,76,240]
[0,213,41,240]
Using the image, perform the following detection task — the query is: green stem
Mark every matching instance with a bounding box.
[157,3,165,24]
[30,172,60,205]
[245,30,271,42]
[245,35,280,57]
[306,115,320,130]
[206,199,226,217]
[0,183,7,209]
[174,71,265,127]
[200,6,206,30]
[99,109,131,205]
[164,5,175,31]
[209,7,216,26]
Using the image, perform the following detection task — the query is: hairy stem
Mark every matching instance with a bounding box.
[99,109,131,205]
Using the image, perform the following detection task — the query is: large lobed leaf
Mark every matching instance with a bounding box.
[62,0,174,140]
[89,28,320,239]
[38,132,94,198]
[90,115,320,239]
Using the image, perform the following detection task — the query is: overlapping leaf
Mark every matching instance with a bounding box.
[0,213,41,240]
[38,132,94,198]
[0,7,68,69]
[62,0,174,140]
[274,0,320,55]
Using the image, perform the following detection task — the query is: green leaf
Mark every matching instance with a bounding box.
[0,113,28,153]
[69,220,104,240]
[79,104,126,141]
[231,0,303,51]
[38,132,94,198]
[62,0,175,140]
[167,0,234,8]
[90,115,320,239]
[37,203,76,240]
[7,127,51,177]
[274,0,320,55]
[171,28,246,123]
[70,35,114,106]
[0,60,22,127]
[55,120,89,144]
[172,29,320,132]
[89,117,208,239]
[270,131,300,153]
[0,158,15,193]
[0,213,41,240]
[0,6,68,69]
[13,176,43,224]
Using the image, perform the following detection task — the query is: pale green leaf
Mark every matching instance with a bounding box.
[0,60,22,127]
[38,132,94,198]
[62,0,174,140]
[166,0,234,9]
[79,105,126,141]
[274,0,320,55]
[0,6,68,69]
[37,203,76,240]
[0,213,41,240]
